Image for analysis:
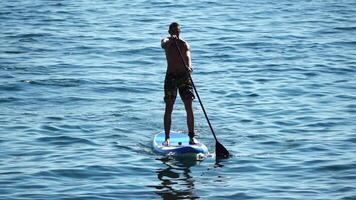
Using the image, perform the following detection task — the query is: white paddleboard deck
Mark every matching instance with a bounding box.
[153,131,209,156]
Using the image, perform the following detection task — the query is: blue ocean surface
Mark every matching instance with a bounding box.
[1,0,356,199]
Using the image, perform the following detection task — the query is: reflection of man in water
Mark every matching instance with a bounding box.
[161,22,197,146]
[151,157,198,199]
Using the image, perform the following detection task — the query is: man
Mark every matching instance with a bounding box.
[161,22,197,146]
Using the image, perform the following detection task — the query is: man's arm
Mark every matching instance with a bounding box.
[185,42,192,72]
[161,37,169,49]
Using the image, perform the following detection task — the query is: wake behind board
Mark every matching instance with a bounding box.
[153,131,209,156]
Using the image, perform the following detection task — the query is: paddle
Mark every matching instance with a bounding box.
[173,38,230,158]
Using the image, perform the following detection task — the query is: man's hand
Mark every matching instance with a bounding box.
[162,37,169,43]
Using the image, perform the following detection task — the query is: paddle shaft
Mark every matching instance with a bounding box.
[173,39,218,142]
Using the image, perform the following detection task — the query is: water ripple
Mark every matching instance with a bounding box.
[36,136,97,146]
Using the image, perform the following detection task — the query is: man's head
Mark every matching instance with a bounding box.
[168,22,181,36]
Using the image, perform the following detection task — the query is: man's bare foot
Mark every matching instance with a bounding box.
[162,138,170,146]
[189,137,198,145]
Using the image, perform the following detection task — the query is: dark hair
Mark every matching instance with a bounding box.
[168,22,180,34]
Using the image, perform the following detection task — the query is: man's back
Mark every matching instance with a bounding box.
[162,38,191,75]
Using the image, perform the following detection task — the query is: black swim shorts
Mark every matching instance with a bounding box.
[164,73,195,102]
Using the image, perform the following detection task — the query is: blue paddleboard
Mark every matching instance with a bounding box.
[153,131,209,156]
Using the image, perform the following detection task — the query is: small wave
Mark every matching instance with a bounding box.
[41,18,66,22]
[318,163,356,172]
[36,165,122,180]
[0,97,21,103]
[345,104,356,114]
[215,192,258,199]
[0,11,11,15]
[240,119,253,123]
[20,39,38,43]
[258,140,281,145]
[334,26,356,31]
[36,135,96,146]
[329,41,356,47]
[226,92,241,98]
[254,78,271,83]
[38,168,93,179]
[305,121,340,128]
[3,50,26,54]
[17,33,53,38]
[335,94,356,100]
[0,83,23,91]
[247,93,259,97]
[0,72,15,79]
[345,137,356,144]
[40,124,62,132]
[24,78,84,87]
[237,41,275,48]
[303,72,318,77]
[45,116,64,121]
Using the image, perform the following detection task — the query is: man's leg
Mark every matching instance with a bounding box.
[183,98,196,144]
[164,99,175,145]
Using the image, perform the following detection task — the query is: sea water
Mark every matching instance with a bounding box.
[1,0,355,199]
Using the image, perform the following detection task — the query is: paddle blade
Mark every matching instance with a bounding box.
[215,141,230,158]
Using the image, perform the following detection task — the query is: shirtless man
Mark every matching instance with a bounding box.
[161,22,197,146]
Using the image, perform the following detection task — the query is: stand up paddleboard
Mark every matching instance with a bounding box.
[153,131,209,156]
